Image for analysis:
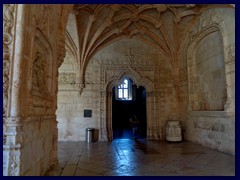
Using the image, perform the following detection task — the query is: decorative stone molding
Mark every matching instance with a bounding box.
[98,55,159,140]
[71,75,85,94]
[32,4,53,36]
[189,12,223,41]
[3,118,23,176]
[225,44,235,64]
[3,5,22,176]
[3,144,21,176]
[3,4,16,118]
[58,73,76,84]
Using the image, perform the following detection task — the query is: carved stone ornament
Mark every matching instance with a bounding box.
[32,4,53,32]
[125,48,135,66]
[3,144,21,176]
[32,28,53,96]
[32,51,48,92]
[58,73,76,84]
[57,35,66,68]
[3,4,15,117]
[226,44,235,63]
[190,12,223,40]
[166,120,182,142]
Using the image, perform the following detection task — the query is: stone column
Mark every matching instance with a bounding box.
[3,120,23,176]
[99,91,108,141]
[3,4,25,176]
[106,91,113,140]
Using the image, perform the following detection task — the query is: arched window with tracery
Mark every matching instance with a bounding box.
[115,78,133,100]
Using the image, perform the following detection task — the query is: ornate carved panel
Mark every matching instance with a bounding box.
[3,144,21,176]
[3,4,16,118]
[32,4,53,38]
[94,50,160,140]
[58,73,76,84]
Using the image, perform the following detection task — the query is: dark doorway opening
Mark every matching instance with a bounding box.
[112,84,147,139]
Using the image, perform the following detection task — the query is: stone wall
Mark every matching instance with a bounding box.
[57,38,177,141]
[184,8,235,155]
[186,111,235,155]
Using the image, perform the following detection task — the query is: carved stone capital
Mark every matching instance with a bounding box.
[74,83,85,94]
[58,73,76,84]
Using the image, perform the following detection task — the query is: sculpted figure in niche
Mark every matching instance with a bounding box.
[32,52,47,92]
[125,48,135,66]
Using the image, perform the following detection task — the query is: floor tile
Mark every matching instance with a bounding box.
[45,139,235,176]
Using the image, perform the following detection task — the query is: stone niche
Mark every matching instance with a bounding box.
[192,30,226,111]
[185,8,235,155]
[29,28,54,116]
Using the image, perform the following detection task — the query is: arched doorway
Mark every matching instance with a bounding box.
[104,71,159,141]
[112,78,147,139]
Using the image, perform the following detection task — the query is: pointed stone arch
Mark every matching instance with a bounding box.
[99,67,161,141]
[106,67,154,91]
[187,9,235,114]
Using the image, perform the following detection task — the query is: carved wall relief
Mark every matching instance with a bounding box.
[3,4,16,118]
[58,73,76,84]
[30,29,54,115]
[32,52,48,92]
[32,4,53,38]
[31,29,53,95]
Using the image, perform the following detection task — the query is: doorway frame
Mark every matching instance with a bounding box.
[99,68,161,141]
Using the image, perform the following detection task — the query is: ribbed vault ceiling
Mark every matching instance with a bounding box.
[66,4,231,74]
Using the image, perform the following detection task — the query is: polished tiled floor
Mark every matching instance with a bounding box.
[45,139,235,176]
